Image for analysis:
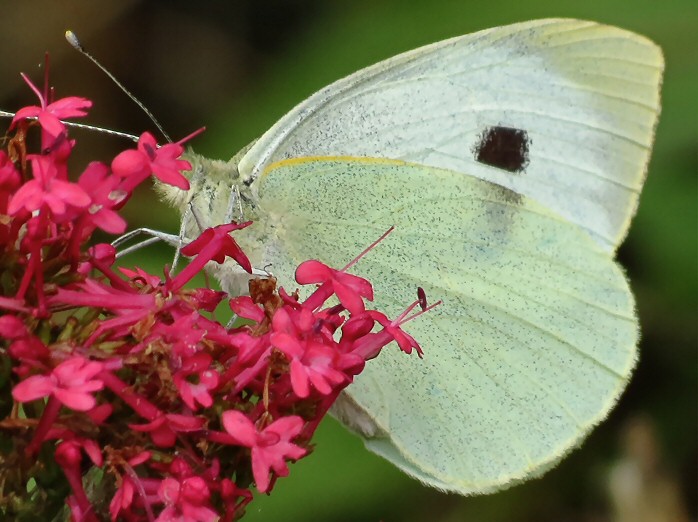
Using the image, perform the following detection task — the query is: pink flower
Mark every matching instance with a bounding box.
[77,161,128,234]
[365,310,423,356]
[109,475,137,520]
[296,260,373,314]
[7,335,51,377]
[12,356,104,411]
[173,353,220,410]
[0,77,428,520]
[156,476,217,522]
[129,413,205,447]
[229,296,265,323]
[222,331,273,393]
[56,439,103,520]
[112,131,191,191]
[49,279,157,343]
[0,315,28,339]
[271,307,360,398]
[287,342,353,398]
[221,410,306,492]
[192,288,227,313]
[118,266,163,289]
[12,73,91,139]
[109,457,159,522]
[152,313,210,359]
[0,150,20,186]
[0,150,20,212]
[175,222,253,290]
[345,309,424,361]
[79,243,118,277]
[8,154,90,218]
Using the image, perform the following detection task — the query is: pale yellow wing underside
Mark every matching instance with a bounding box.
[249,157,637,494]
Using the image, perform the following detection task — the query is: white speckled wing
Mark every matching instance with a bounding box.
[238,19,663,253]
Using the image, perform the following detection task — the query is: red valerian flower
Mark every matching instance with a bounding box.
[193,287,227,313]
[296,259,373,314]
[157,475,218,522]
[270,306,361,398]
[55,439,103,521]
[1,73,428,520]
[77,161,128,234]
[112,131,191,191]
[50,279,158,346]
[175,222,253,291]
[12,355,105,411]
[108,453,159,522]
[173,352,220,410]
[229,296,266,323]
[12,73,91,139]
[118,265,163,289]
[129,413,206,448]
[0,315,28,339]
[0,150,20,213]
[221,411,306,492]
[7,335,51,378]
[365,310,423,356]
[8,154,90,219]
[109,475,138,520]
[149,312,207,359]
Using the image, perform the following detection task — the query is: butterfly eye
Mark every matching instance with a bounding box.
[474,126,530,173]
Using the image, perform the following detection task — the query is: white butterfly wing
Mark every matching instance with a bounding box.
[251,158,637,493]
[239,18,663,253]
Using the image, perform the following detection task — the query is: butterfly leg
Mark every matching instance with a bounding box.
[112,228,183,259]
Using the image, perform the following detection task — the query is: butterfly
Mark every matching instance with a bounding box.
[159,18,663,494]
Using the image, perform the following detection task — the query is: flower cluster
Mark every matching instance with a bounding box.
[0,73,426,520]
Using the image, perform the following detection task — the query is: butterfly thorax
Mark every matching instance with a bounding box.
[157,150,273,295]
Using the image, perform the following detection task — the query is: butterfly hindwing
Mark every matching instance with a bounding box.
[252,157,636,493]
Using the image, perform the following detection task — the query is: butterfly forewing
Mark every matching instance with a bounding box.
[239,19,663,253]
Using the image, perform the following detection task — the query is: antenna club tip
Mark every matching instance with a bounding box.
[65,30,83,51]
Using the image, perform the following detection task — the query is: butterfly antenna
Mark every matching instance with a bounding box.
[0,109,140,142]
[65,30,172,143]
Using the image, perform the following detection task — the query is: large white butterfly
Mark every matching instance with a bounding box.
[159,18,663,494]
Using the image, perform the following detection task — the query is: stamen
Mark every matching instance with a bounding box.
[417,287,427,310]
[342,225,395,272]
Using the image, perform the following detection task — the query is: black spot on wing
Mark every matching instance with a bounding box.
[474,126,530,173]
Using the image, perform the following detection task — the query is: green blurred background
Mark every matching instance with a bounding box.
[1,1,695,520]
